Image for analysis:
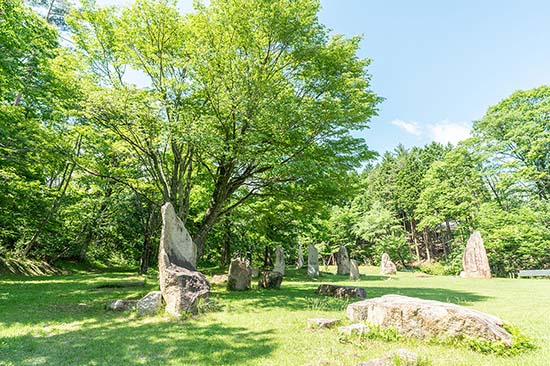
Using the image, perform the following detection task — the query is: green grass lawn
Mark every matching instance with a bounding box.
[1,266,549,366]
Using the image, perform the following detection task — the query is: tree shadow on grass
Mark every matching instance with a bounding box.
[0,319,275,366]
[213,282,490,313]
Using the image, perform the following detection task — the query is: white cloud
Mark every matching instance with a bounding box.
[427,120,471,145]
[390,119,422,136]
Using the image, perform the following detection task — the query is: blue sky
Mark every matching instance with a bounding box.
[96,0,550,154]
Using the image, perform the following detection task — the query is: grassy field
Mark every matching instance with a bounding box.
[1,266,549,366]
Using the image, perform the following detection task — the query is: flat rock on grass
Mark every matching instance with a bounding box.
[346,294,512,345]
[137,291,163,316]
[316,284,366,299]
[211,274,228,284]
[308,318,340,329]
[358,349,418,366]
[338,323,370,336]
[107,299,137,311]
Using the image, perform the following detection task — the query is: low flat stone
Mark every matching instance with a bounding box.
[338,323,370,336]
[107,299,137,311]
[316,284,366,299]
[137,291,163,316]
[358,349,418,366]
[346,295,512,345]
[308,318,340,329]
[211,274,228,284]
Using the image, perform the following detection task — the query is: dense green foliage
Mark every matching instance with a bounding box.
[1,0,549,276]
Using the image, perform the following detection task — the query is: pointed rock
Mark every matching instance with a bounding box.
[461,231,491,279]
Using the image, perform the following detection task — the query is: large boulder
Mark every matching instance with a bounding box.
[227,257,252,291]
[336,245,350,275]
[137,291,163,316]
[159,202,210,317]
[350,259,360,281]
[160,263,210,316]
[258,271,283,289]
[296,245,304,269]
[380,253,397,275]
[273,245,285,275]
[461,231,491,279]
[316,284,366,299]
[346,295,512,345]
[308,244,319,277]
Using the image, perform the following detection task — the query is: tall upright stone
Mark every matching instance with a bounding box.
[308,244,319,277]
[273,245,285,275]
[296,245,304,269]
[160,202,197,267]
[350,259,360,281]
[380,253,397,275]
[336,245,350,275]
[159,203,210,317]
[461,231,491,279]
[227,257,251,291]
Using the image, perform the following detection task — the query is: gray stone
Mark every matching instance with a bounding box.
[338,323,370,336]
[296,245,304,269]
[461,231,491,279]
[307,318,340,329]
[350,259,360,281]
[358,349,418,366]
[159,202,196,268]
[315,284,366,299]
[258,271,283,289]
[308,244,319,277]
[107,299,137,311]
[346,295,512,345]
[273,245,285,275]
[160,264,210,316]
[337,245,350,275]
[228,257,251,291]
[137,291,163,316]
[159,202,210,317]
[380,253,397,275]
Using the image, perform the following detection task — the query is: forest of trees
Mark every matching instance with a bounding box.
[1,0,549,277]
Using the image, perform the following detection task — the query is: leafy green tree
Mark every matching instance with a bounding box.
[473,86,550,201]
[69,0,381,260]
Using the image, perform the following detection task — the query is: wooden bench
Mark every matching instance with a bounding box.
[518,269,550,278]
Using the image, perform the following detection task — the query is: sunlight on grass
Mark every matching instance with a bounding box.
[0,267,549,365]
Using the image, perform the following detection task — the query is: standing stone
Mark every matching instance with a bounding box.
[461,231,491,279]
[273,245,285,275]
[227,257,252,291]
[296,245,304,269]
[160,202,197,267]
[250,267,260,278]
[350,259,360,280]
[308,244,319,277]
[336,245,350,275]
[258,271,283,289]
[380,253,397,275]
[159,202,210,317]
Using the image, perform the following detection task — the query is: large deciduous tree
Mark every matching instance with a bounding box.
[70,0,381,258]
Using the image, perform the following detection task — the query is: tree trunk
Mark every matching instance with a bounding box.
[423,228,431,262]
[221,214,231,267]
[411,219,420,260]
[139,204,158,274]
